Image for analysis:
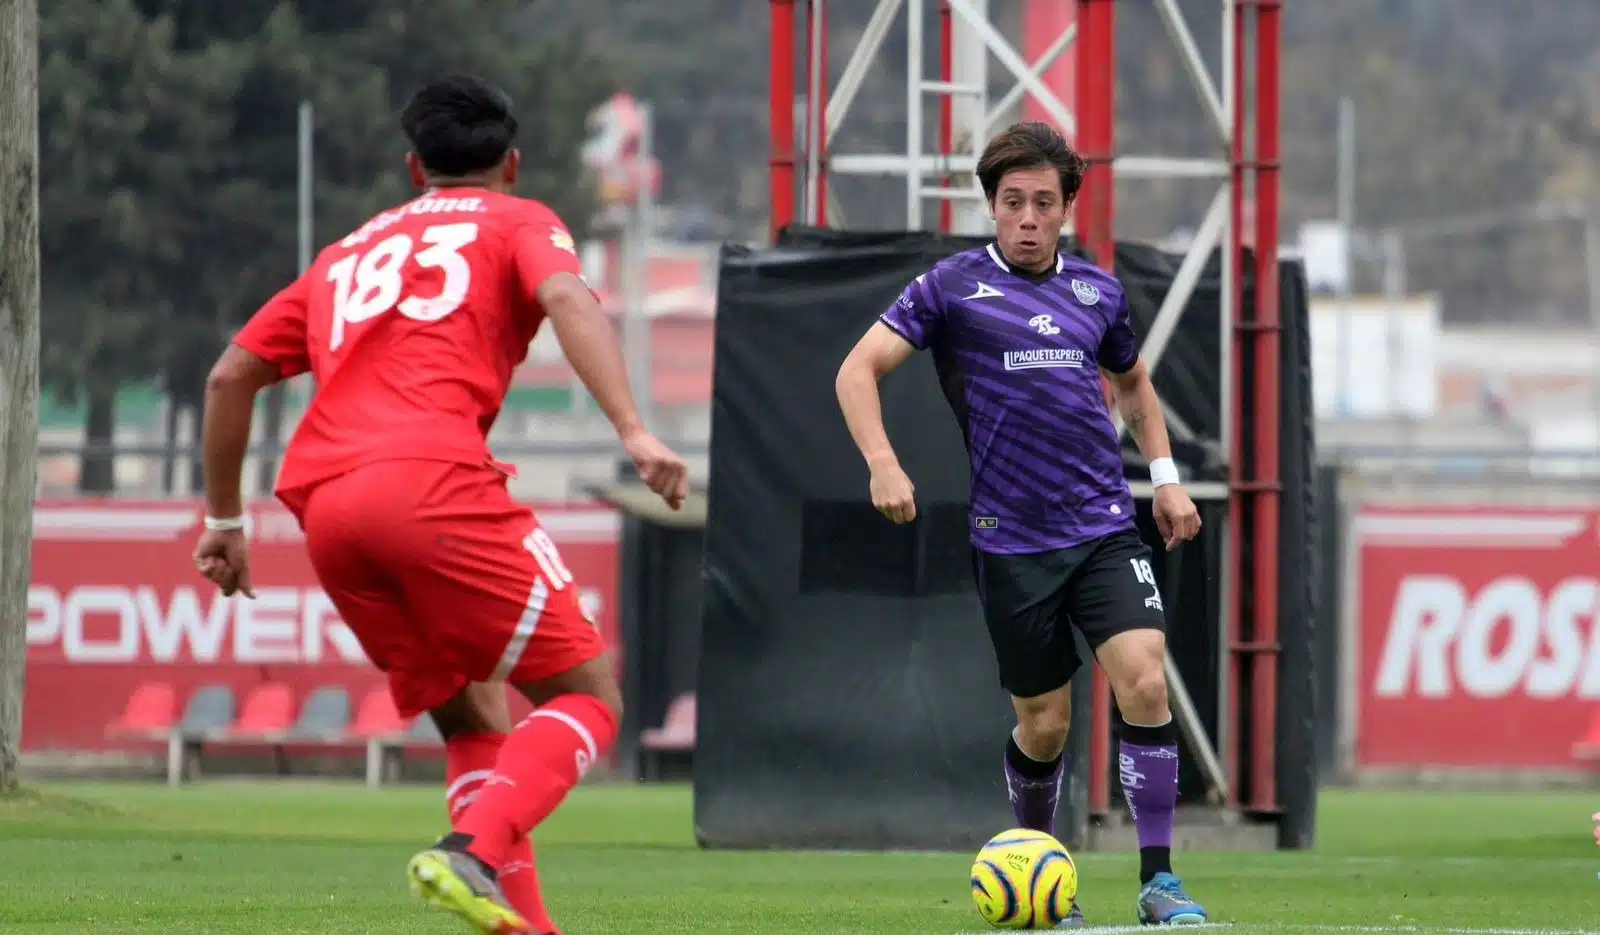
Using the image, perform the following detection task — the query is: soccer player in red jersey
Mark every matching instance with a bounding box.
[191,75,688,934]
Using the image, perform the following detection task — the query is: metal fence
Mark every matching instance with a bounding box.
[34,410,712,503]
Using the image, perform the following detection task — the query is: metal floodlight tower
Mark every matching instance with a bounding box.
[770,0,1284,820]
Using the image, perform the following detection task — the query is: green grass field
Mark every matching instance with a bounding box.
[0,780,1595,934]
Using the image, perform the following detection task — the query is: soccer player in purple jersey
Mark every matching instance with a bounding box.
[835,122,1208,928]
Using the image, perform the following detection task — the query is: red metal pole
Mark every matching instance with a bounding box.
[808,0,830,226]
[769,0,797,242]
[1076,0,1116,819]
[1248,0,1283,815]
[1074,0,1116,272]
[1224,0,1248,809]
[938,1,954,233]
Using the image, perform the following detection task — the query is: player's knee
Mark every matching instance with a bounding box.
[1015,707,1071,757]
[1116,665,1169,724]
[570,662,623,724]
[429,682,514,739]
[587,679,624,725]
[513,654,624,724]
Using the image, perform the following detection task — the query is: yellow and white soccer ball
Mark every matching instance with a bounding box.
[969,828,1079,929]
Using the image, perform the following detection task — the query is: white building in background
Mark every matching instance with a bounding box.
[1310,294,1441,420]
[1310,292,1600,456]
[1436,325,1600,453]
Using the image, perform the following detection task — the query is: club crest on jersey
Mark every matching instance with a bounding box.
[1028,314,1061,336]
[1071,279,1101,306]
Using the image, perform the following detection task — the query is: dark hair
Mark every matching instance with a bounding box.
[975,122,1086,204]
[401,75,519,178]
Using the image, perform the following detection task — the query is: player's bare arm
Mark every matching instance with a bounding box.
[835,321,918,524]
[538,271,689,510]
[195,343,280,598]
[1102,359,1200,551]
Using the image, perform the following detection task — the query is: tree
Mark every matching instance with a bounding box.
[303,0,614,238]
[147,1,615,485]
[0,0,41,795]
[36,1,613,496]
[38,0,249,491]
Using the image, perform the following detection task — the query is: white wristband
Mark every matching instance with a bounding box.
[204,515,246,532]
[1149,457,1180,489]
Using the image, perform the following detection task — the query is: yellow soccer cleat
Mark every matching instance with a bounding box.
[407,844,534,934]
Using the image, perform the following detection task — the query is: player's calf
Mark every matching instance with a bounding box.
[453,658,623,871]
[1005,690,1090,926]
[1006,690,1070,835]
[446,730,557,934]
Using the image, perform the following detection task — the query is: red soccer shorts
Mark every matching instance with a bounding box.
[299,459,606,718]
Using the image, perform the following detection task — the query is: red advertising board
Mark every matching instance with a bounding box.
[1356,505,1600,769]
[24,500,619,753]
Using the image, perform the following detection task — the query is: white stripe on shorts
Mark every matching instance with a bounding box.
[492,577,548,681]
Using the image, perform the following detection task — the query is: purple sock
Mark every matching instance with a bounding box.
[1004,735,1063,836]
[1119,739,1179,850]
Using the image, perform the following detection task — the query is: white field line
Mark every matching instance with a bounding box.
[1280,929,1597,935]
[833,852,1597,881]
[836,853,1582,866]
[953,927,1596,935]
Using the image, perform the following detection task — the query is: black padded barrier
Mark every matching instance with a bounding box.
[691,228,1316,851]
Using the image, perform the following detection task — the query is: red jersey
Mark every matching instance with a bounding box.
[233,189,583,515]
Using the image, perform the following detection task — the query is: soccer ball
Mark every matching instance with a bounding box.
[969,828,1078,929]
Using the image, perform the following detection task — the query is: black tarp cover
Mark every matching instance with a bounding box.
[693,228,1317,850]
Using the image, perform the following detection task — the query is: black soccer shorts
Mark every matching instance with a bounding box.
[972,529,1167,699]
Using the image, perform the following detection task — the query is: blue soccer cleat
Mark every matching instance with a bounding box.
[1136,872,1208,926]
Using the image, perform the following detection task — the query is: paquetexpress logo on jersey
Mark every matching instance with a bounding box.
[1003,348,1087,371]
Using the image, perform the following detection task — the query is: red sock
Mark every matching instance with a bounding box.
[456,694,617,869]
[446,733,556,933]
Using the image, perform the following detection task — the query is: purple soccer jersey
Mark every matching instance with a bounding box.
[879,244,1139,553]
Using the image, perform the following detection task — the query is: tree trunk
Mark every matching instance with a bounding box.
[77,388,117,494]
[0,0,41,795]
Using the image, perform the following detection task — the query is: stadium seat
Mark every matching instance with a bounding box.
[352,688,443,788]
[642,693,696,749]
[105,682,178,741]
[165,685,237,787]
[1572,710,1600,760]
[287,686,353,743]
[220,683,297,743]
[639,693,696,781]
[350,687,406,738]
